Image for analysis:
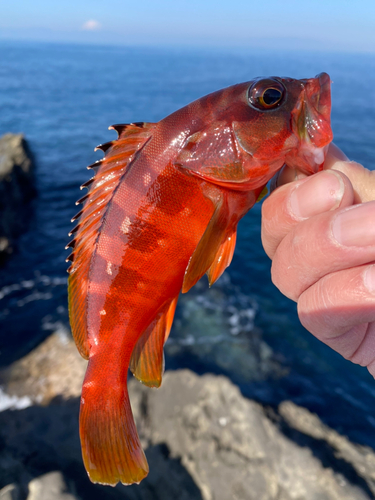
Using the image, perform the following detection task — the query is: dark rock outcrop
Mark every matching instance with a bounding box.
[0,333,374,500]
[0,133,36,258]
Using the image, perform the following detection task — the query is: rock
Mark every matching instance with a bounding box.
[27,472,77,500]
[1,332,375,499]
[129,370,374,500]
[0,329,87,405]
[0,451,31,497]
[0,484,22,500]
[0,133,36,258]
[278,401,375,493]
[123,444,205,500]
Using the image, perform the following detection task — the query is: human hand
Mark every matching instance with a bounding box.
[262,144,375,376]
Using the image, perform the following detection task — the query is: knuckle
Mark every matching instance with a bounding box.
[261,218,278,258]
[270,258,299,302]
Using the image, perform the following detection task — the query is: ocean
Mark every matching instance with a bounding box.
[0,40,375,447]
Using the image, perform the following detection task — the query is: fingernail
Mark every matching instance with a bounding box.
[364,265,375,294]
[332,202,375,247]
[289,170,344,219]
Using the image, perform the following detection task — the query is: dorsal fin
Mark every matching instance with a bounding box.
[129,296,178,388]
[67,122,156,359]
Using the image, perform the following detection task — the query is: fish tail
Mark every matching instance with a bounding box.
[79,376,148,486]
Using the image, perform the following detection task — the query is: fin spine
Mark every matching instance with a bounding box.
[81,177,95,189]
[76,193,90,205]
[95,141,114,152]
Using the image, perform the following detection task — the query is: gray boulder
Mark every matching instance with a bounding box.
[130,370,374,500]
[0,484,22,500]
[27,472,77,500]
[0,133,36,258]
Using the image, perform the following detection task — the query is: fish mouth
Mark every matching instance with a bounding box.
[285,72,333,174]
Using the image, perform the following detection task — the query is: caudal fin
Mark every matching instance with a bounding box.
[79,382,148,485]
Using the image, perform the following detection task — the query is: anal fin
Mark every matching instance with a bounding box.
[130,296,178,388]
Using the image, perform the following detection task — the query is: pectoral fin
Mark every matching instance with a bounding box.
[130,296,178,388]
[204,186,266,286]
[206,230,237,287]
[182,196,233,293]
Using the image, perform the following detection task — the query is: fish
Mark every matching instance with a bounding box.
[66,73,333,486]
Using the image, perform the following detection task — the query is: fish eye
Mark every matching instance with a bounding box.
[248,79,285,110]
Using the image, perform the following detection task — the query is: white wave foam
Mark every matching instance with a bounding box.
[17,291,53,307]
[0,386,33,412]
[0,273,67,301]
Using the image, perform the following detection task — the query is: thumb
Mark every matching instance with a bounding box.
[273,143,375,204]
[323,144,375,203]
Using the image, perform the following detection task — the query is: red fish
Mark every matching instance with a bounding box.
[67,73,333,486]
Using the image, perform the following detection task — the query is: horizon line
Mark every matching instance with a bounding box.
[0,34,375,57]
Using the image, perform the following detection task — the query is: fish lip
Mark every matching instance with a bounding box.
[295,72,333,141]
[289,72,333,173]
[284,143,330,175]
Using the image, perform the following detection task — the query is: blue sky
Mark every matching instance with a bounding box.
[1,0,374,53]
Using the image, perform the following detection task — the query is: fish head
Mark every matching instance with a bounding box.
[232,72,333,177]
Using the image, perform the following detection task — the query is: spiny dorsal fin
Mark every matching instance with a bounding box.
[109,122,149,137]
[67,122,156,359]
[130,296,178,388]
[95,141,114,153]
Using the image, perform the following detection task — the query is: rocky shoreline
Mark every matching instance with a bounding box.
[0,133,36,260]
[1,332,375,500]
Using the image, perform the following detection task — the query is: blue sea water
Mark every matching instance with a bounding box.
[0,40,375,446]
